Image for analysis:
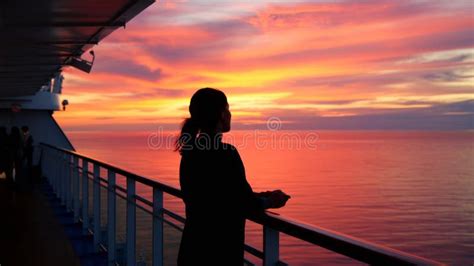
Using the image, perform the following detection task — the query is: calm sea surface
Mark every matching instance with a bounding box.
[66,130,474,265]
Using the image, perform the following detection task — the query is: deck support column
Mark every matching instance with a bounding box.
[64,154,69,206]
[66,154,72,211]
[73,156,80,222]
[52,150,58,194]
[126,177,136,265]
[56,151,60,196]
[82,159,89,233]
[152,188,163,266]
[263,226,280,266]
[58,151,63,203]
[93,163,101,251]
[107,170,116,265]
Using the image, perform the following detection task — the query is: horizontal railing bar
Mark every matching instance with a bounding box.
[90,174,186,225]
[73,167,97,180]
[97,180,187,226]
[162,209,186,224]
[160,216,184,232]
[115,184,127,194]
[116,194,150,214]
[244,244,264,259]
[113,193,184,232]
[41,143,444,266]
[106,185,152,213]
[244,244,288,265]
[243,258,256,266]
[116,190,128,200]
[81,169,95,178]
[88,176,109,189]
[99,182,111,191]
[134,198,153,215]
[42,143,182,197]
[104,183,182,230]
[98,176,108,184]
[135,194,153,206]
[251,213,443,266]
[87,176,110,191]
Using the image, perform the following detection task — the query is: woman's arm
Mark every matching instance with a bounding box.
[231,147,290,213]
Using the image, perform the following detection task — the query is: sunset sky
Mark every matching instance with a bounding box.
[55,0,474,131]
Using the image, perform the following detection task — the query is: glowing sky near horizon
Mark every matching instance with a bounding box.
[55,0,474,131]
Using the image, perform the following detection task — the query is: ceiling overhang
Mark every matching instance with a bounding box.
[0,0,155,97]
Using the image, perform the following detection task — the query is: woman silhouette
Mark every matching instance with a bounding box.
[176,88,290,265]
[0,127,7,178]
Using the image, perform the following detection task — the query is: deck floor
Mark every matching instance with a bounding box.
[0,177,80,266]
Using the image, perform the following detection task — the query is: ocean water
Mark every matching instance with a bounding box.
[66,130,474,265]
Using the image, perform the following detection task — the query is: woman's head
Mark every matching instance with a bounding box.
[189,88,230,132]
[176,88,231,151]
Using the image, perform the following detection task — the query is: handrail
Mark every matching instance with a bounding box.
[40,142,444,266]
[254,213,441,265]
[41,142,182,197]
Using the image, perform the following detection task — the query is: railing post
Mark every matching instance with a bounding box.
[41,147,48,183]
[48,149,52,188]
[263,226,280,266]
[64,153,69,205]
[54,150,59,195]
[126,177,136,265]
[51,149,57,193]
[107,170,116,265]
[66,154,72,211]
[44,148,49,183]
[82,159,89,233]
[59,152,70,204]
[93,163,101,251]
[73,156,80,222]
[58,151,64,203]
[56,150,60,195]
[152,188,163,266]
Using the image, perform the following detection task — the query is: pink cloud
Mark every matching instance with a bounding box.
[57,0,474,131]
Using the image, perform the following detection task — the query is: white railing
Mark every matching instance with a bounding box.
[40,143,444,266]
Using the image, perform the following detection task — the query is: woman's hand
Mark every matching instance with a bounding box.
[267,190,290,209]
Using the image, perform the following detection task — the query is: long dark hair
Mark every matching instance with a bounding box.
[175,88,228,152]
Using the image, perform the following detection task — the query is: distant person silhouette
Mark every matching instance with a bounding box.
[21,126,34,180]
[7,127,24,184]
[176,88,290,265]
[0,127,7,179]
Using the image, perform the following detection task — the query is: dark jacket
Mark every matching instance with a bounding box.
[178,141,264,265]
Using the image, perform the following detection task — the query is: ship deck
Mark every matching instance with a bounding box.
[0,177,105,266]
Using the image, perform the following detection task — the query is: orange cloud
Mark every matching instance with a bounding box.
[55,0,474,131]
